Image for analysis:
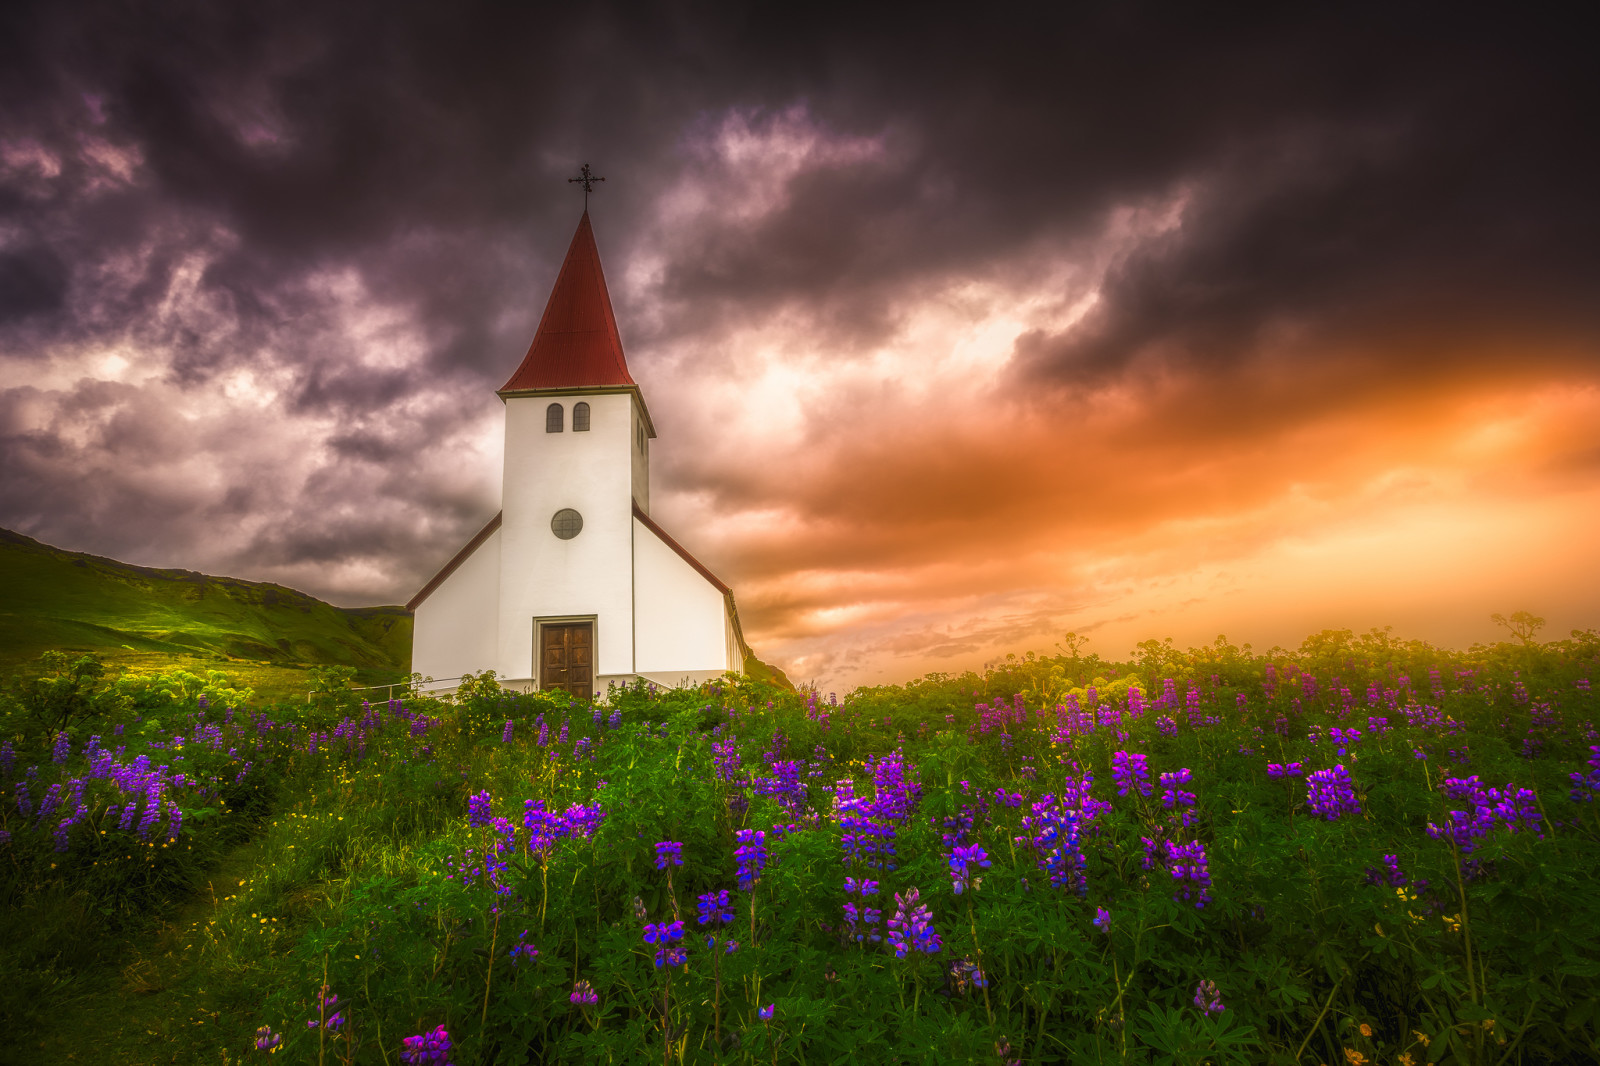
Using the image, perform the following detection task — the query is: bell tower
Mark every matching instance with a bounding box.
[495,210,656,693]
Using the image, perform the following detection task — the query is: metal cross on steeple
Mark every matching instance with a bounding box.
[568,163,605,207]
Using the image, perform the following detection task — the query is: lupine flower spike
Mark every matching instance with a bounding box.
[399,1024,453,1065]
[1193,980,1225,1016]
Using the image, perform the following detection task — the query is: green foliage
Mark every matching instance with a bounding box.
[0,526,410,697]
[8,650,111,735]
[2,627,1599,1064]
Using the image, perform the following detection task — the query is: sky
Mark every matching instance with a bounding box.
[3,3,1598,690]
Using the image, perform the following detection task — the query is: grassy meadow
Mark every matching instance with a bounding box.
[0,528,410,702]
[2,623,1599,1065]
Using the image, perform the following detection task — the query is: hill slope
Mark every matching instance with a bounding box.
[0,528,410,685]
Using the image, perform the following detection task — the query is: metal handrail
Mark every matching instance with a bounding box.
[305,676,467,704]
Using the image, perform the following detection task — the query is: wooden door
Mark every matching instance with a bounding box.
[540,622,593,698]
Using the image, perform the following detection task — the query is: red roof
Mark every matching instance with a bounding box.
[500,211,636,392]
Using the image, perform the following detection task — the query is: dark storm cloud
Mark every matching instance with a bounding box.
[0,245,69,322]
[1,0,1597,669]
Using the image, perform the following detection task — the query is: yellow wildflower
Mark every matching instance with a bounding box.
[1345,1050,1367,1065]
[1413,1030,1430,1047]
[1360,1023,1373,1037]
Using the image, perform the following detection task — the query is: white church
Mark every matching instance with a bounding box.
[408,209,751,696]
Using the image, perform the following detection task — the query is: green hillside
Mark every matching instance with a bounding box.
[0,528,409,696]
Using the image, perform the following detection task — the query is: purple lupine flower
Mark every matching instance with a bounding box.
[608,710,622,730]
[167,806,183,841]
[869,748,922,822]
[1021,794,1087,895]
[1159,768,1197,810]
[52,732,70,765]
[1093,907,1110,929]
[399,1024,453,1065]
[948,843,991,895]
[560,801,606,839]
[14,781,32,817]
[757,1003,775,1020]
[1166,839,1212,908]
[643,920,684,945]
[655,840,684,869]
[733,829,767,891]
[254,1025,281,1051]
[645,919,688,968]
[696,890,735,926]
[843,877,879,896]
[523,799,567,856]
[1111,751,1152,798]
[1329,727,1363,758]
[1570,746,1600,801]
[1306,765,1361,820]
[886,887,941,958]
[1266,762,1305,778]
[842,900,884,943]
[467,790,493,828]
[570,979,598,1005]
[1,740,15,779]
[1193,980,1225,1016]
[501,720,514,743]
[508,930,539,963]
[1365,854,1409,887]
[37,782,62,824]
[949,956,988,992]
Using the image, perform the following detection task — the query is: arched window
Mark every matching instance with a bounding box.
[572,402,591,432]
[546,403,563,433]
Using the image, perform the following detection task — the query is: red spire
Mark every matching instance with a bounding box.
[500,211,636,392]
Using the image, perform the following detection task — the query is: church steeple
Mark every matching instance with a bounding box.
[499,211,636,394]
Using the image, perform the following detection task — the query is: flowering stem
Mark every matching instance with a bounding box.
[712,939,723,1045]
[318,954,329,1066]
[1294,976,1341,1062]
[1448,839,1478,1008]
[965,896,993,1025]
[539,857,550,932]
[482,910,499,1025]
[662,972,672,1066]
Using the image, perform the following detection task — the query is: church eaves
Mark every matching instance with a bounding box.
[499,211,637,393]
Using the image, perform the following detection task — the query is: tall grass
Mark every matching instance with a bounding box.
[2,626,1598,1064]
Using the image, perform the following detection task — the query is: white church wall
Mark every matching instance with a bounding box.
[633,516,733,683]
[412,526,501,689]
[498,390,638,683]
[630,405,650,513]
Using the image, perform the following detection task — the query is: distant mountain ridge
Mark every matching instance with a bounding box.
[0,527,410,677]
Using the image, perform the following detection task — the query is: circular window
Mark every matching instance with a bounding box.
[551,508,584,540]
